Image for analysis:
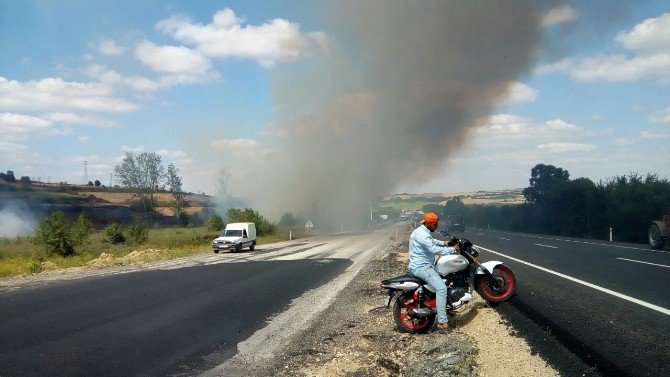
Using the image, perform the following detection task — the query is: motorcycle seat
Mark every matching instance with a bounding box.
[381,274,425,285]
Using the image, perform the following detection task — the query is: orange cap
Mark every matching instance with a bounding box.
[420,212,439,224]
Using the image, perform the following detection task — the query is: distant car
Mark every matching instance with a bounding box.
[445,215,465,233]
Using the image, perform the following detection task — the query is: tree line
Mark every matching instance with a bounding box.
[424,164,670,243]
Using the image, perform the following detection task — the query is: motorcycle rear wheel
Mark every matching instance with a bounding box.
[476,265,516,303]
[393,292,434,334]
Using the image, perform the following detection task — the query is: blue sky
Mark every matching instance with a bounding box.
[1,1,669,201]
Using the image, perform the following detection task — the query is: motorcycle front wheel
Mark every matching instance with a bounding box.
[476,265,516,303]
[393,292,435,334]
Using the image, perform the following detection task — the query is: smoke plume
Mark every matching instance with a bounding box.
[242,1,557,229]
[0,201,37,238]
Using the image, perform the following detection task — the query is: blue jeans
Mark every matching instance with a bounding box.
[409,266,448,324]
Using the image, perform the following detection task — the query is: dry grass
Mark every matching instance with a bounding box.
[0,227,305,278]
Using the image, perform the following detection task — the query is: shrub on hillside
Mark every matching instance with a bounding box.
[205,214,224,231]
[33,211,76,257]
[128,222,148,244]
[104,223,126,244]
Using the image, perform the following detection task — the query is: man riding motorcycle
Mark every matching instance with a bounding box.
[408,212,470,332]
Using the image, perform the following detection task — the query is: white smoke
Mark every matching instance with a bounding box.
[0,202,37,238]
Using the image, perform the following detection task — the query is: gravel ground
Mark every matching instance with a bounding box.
[268,241,560,377]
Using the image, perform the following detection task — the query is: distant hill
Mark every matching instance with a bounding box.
[382,189,525,206]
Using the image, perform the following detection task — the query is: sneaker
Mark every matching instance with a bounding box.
[452,292,473,308]
[436,322,453,333]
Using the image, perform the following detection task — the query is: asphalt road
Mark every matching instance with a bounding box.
[445,228,670,377]
[0,230,391,376]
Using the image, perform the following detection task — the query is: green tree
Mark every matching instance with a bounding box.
[227,208,276,236]
[113,152,165,222]
[206,214,225,231]
[278,212,298,227]
[4,170,16,183]
[166,163,189,225]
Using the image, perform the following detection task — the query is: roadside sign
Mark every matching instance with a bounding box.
[305,219,314,228]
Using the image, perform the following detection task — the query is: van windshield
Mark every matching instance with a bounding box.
[224,229,243,237]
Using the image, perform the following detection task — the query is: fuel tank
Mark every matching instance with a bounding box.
[435,254,469,275]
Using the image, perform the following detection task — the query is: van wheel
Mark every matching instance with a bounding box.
[250,241,256,251]
[235,243,241,253]
[213,249,219,254]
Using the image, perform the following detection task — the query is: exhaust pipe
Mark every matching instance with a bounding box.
[408,307,436,318]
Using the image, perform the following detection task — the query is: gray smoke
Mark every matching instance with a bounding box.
[245,1,558,229]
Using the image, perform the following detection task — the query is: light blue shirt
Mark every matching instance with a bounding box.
[408,225,456,271]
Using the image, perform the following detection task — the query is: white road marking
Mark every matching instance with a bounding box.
[500,237,510,241]
[476,245,670,317]
[534,243,558,249]
[476,228,668,253]
[617,258,670,269]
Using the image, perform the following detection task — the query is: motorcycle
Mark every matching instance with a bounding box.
[380,236,516,333]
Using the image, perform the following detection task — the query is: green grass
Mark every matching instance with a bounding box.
[0,226,311,278]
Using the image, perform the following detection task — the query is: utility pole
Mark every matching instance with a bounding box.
[109,172,113,187]
[83,160,88,184]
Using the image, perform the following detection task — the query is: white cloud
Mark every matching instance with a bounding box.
[121,145,146,153]
[476,115,588,143]
[505,81,538,104]
[94,39,126,56]
[135,40,214,79]
[0,112,52,134]
[157,148,194,167]
[538,13,670,83]
[537,142,596,153]
[0,142,40,164]
[541,5,579,27]
[649,107,670,123]
[212,138,262,149]
[211,138,278,159]
[0,76,138,113]
[78,136,91,142]
[84,64,165,92]
[641,130,670,139]
[45,112,118,127]
[156,8,328,68]
[616,13,670,54]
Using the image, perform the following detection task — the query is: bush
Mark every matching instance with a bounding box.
[33,211,76,256]
[104,223,126,244]
[205,214,225,231]
[177,212,191,227]
[72,212,93,244]
[128,222,149,245]
[227,207,276,236]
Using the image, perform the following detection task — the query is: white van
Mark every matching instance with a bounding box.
[212,222,257,253]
